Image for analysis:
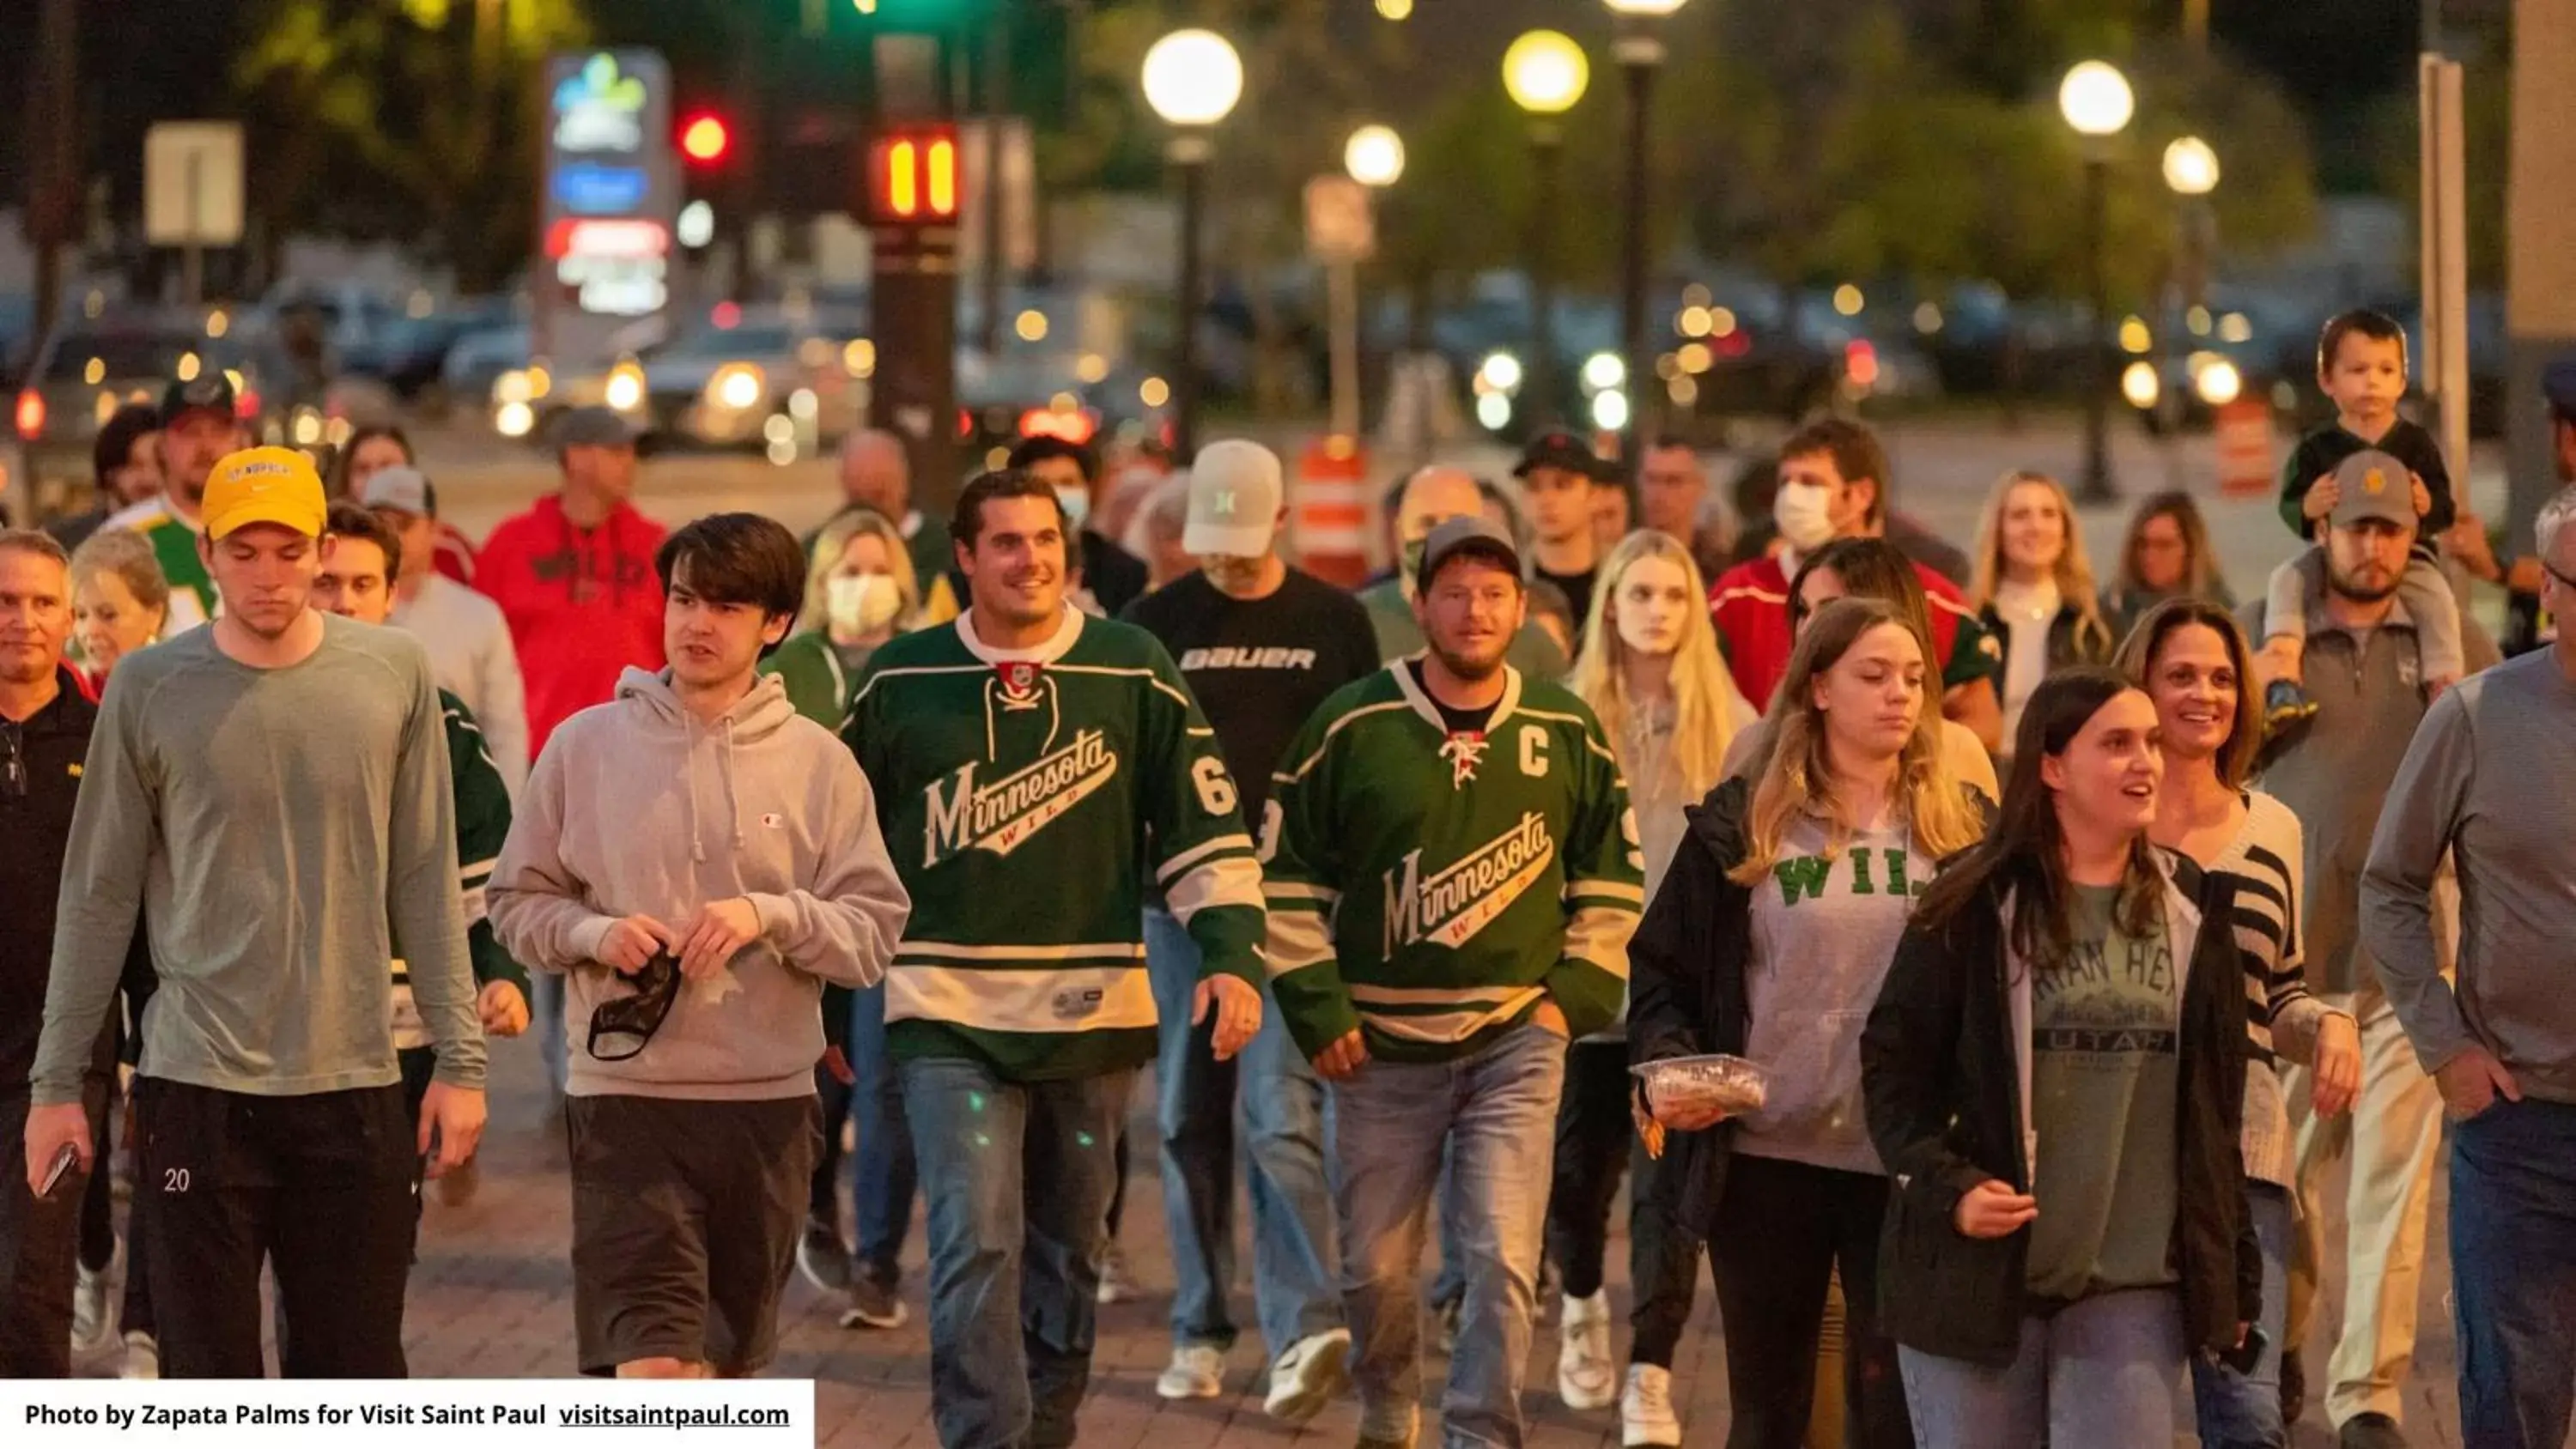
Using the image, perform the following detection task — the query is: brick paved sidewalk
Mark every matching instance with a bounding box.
[74,1041,2463,1447]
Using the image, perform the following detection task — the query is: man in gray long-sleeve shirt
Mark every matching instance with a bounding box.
[20,445,485,1379]
[2363,476,2576,1449]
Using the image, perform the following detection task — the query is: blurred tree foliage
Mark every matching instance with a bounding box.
[1048,0,2322,312]
[234,0,591,290]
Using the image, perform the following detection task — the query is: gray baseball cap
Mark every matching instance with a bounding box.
[1417,514,1522,588]
[2329,449,2417,530]
[556,404,638,450]
[1182,440,1285,558]
[358,465,435,518]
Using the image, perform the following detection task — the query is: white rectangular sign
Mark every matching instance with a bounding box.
[143,122,246,247]
[8,1379,813,1446]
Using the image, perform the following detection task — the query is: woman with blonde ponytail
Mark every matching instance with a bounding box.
[1629,597,1984,1449]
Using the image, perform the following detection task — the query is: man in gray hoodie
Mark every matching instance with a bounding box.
[489,512,908,1380]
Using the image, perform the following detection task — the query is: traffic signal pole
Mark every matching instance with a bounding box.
[865,32,963,513]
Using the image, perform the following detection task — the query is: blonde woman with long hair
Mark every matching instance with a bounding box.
[1970,470,2117,755]
[1552,530,1754,1439]
[1631,597,1984,1449]
[762,508,920,729]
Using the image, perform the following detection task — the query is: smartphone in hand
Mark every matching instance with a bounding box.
[38,1142,82,1199]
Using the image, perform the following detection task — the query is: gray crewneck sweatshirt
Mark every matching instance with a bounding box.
[489,667,908,1100]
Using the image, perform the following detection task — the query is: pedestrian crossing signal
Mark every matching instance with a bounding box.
[867,124,960,225]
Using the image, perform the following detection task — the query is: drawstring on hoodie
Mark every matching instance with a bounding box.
[680,700,751,864]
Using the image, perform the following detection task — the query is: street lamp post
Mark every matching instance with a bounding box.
[2160,136,2220,438]
[1141,29,1243,463]
[1334,124,1405,441]
[1504,30,1589,431]
[2060,60,2135,504]
[1605,0,1687,466]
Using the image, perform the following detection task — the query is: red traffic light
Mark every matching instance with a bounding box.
[866,124,960,224]
[679,112,732,166]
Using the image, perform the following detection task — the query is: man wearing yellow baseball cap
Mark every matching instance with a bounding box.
[22,443,489,1377]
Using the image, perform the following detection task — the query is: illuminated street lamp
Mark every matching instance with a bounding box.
[1504,30,1589,427]
[2163,135,2219,196]
[1604,0,1690,463]
[2157,136,2222,438]
[1344,124,1406,189]
[2060,59,2133,502]
[1141,29,1244,460]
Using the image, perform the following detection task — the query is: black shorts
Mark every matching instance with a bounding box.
[566,1094,819,1376]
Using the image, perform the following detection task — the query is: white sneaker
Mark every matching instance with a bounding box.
[1620,1362,1681,1446]
[121,1331,159,1381]
[1262,1327,1351,1423]
[71,1256,118,1353]
[1096,1243,1139,1305]
[1155,1343,1224,1401]
[1558,1289,1618,1411]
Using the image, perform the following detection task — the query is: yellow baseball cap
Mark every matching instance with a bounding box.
[203,446,328,541]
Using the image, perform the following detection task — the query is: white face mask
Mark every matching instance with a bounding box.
[1772,481,1838,553]
[826,572,902,640]
[1054,485,1092,532]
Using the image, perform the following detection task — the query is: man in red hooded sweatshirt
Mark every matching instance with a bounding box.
[475,405,666,1091]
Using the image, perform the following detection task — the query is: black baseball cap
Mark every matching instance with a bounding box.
[160,372,238,428]
[1513,430,1613,482]
[2545,355,2576,421]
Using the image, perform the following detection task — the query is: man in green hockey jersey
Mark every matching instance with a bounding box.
[1264,514,1643,1449]
[844,469,1267,1449]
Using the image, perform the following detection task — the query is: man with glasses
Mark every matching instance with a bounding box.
[489,512,908,1379]
[2360,424,2576,1449]
[23,447,486,1378]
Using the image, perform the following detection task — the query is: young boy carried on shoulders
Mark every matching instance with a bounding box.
[2257,308,2464,727]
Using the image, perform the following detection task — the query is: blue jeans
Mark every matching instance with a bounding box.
[2190,1181,2292,1448]
[847,982,917,1282]
[902,1056,1132,1449]
[1334,1022,1565,1449]
[1899,1287,2185,1449]
[2450,1095,2576,1449]
[535,973,568,1094]
[1143,909,1341,1359]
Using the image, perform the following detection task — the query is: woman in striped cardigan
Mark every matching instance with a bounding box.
[2117,597,2363,1446]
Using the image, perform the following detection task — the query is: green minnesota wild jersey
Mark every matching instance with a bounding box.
[391,689,528,1049]
[845,605,1264,1082]
[1263,663,1643,1064]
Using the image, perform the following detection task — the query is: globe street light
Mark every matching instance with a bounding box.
[1345,124,1406,189]
[1605,0,1690,465]
[2162,135,2219,196]
[1504,30,1589,428]
[2060,59,2132,503]
[1142,29,1243,461]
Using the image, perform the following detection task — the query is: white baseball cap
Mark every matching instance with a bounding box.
[1182,440,1285,558]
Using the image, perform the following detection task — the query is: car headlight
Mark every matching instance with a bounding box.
[494,369,532,406]
[2121,361,2161,410]
[605,364,645,413]
[710,363,765,411]
[2192,356,2243,407]
[495,401,535,438]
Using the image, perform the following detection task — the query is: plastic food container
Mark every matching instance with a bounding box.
[1630,1053,1771,1115]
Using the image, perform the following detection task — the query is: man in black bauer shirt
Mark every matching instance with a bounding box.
[0,530,116,1377]
[1120,440,1376,1420]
